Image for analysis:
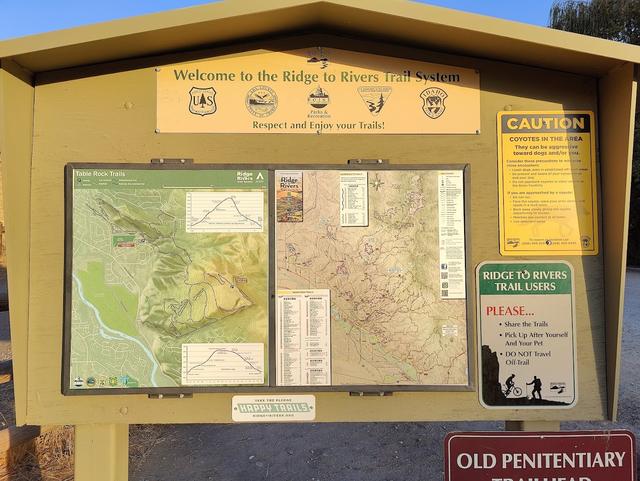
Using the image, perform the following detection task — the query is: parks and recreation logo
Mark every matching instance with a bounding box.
[420,87,448,119]
[245,85,278,117]
[357,86,392,116]
[307,86,331,120]
[308,86,330,109]
[188,86,217,116]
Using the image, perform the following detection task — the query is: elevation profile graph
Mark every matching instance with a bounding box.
[186,191,264,233]
[181,343,265,385]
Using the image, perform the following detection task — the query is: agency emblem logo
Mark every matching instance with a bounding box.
[420,87,448,119]
[506,238,520,248]
[357,86,392,116]
[307,47,329,69]
[245,85,278,117]
[307,56,329,69]
[308,86,330,109]
[189,87,217,116]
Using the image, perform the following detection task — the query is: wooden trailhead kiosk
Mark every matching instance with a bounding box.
[0,1,638,480]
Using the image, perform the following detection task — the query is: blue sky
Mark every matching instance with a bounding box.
[0,1,556,41]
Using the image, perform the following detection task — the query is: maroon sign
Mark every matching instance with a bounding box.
[445,431,636,481]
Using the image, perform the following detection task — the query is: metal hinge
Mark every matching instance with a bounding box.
[347,159,389,165]
[150,158,194,165]
[148,393,193,399]
[349,391,394,397]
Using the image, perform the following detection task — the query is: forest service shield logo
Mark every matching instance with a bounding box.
[420,87,448,119]
[189,87,217,116]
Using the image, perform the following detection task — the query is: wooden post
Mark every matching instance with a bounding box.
[0,59,34,426]
[74,424,129,481]
[505,421,560,432]
[598,62,638,421]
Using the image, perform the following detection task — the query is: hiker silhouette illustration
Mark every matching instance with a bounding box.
[527,376,543,400]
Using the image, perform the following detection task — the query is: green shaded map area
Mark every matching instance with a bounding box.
[69,168,269,389]
[77,262,139,337]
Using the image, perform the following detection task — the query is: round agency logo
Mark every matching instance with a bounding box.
[86,377,96,387]
[420,87,448,119]
[308,86,330,109]
[245,85,278,117]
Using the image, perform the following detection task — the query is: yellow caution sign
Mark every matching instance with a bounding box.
[497,111,598,256]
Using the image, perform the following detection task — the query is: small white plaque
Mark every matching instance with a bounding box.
[232,395,316,422]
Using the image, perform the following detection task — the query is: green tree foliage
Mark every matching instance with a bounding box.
[550,0,640,265]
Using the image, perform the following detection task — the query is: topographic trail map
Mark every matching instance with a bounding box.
[276,169,468,386]
[67,167,269,391]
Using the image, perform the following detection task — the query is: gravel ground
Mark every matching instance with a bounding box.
[130,270,640,481]
[0,270,13,429]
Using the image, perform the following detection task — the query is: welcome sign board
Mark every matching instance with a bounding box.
[156,47,480,134]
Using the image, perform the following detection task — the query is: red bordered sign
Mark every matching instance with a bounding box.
[445,431,636,481]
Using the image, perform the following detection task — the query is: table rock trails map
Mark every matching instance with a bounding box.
[68,168,269,390]
[276,170,468,386]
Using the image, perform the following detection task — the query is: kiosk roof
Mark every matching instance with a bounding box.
[1,0,640,76]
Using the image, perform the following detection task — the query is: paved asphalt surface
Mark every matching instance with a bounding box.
[129,270,640,481]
